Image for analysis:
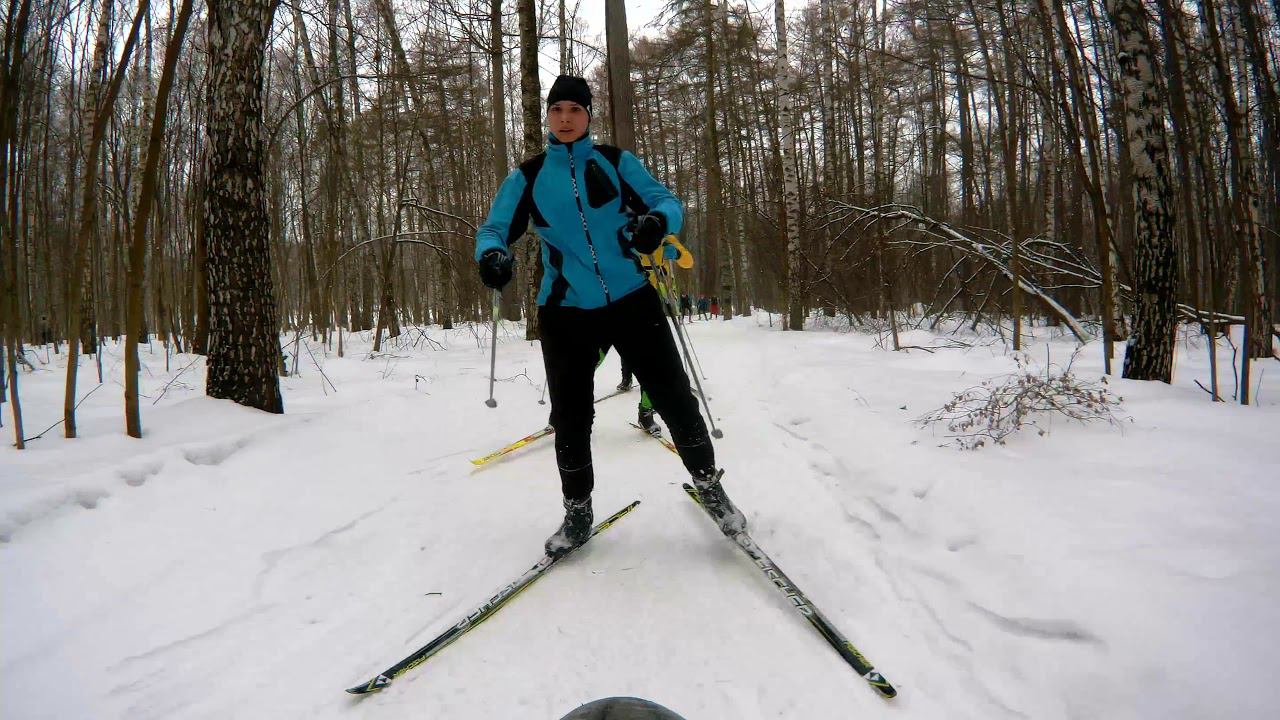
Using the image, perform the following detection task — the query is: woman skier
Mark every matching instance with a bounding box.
[474,75,746,556]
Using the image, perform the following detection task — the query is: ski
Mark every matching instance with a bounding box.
[471,389,632,466]
[470,426,553,466]
[595,385,633,403]
[682,483,898,699]
[629,422,677,454]
[346,500,641,695]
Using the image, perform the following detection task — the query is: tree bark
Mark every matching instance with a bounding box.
[518,0,543,340]
[1109,0,1178,382]
[203,0,283,413]
[776,0,803,330]
[605,0,635,152]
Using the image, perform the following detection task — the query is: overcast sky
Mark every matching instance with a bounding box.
[576,0,670,40]
[536,1,670,86]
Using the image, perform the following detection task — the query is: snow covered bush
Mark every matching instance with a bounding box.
[918,353,1125,449]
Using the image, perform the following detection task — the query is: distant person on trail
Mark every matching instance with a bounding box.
[697,296,709,320]
[474,75,746,557]
[678,293,692,323]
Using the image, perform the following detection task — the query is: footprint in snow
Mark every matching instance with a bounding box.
[182,437,249,466]
[118,459,164,487]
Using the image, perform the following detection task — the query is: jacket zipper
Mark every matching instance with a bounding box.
[565,145,612,304]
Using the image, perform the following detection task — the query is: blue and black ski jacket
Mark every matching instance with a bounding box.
[474,135,684,309]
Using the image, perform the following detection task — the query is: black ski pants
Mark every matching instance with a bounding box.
[540,284,714,500]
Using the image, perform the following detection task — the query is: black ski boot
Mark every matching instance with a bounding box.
[691,469,747,535]
[638,406,661,436]
[545,496,593,557]
[616,378,634,392]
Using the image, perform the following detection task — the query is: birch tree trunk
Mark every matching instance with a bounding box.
[203,0,283,413]
[518,0,543,340]
[776,0,803,330]
[1109,0,1178,382]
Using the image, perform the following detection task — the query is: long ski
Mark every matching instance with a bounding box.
[683,483,897,699]
[471,389,632,466]
[346,500,641,695]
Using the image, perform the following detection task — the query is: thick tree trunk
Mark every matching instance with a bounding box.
[203,0,283,413]
[1109,0,1178,382]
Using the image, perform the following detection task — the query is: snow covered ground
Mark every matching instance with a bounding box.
[2,314,1278,719]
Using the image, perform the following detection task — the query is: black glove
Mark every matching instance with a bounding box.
[477,249,514,290]
[628,212,667,255]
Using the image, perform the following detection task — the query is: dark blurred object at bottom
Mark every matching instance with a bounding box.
[558,696,687,720]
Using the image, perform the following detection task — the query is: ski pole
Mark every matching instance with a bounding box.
[680,298,710,381]
[666,273,707,380]
[658,266,709,388]
[652,261,722,438]
[485,290,500,408]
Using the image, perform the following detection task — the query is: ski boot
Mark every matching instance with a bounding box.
[691,469,747,535]
[545,496,593,557]
[616,378,634,392]
[638,406,661,437]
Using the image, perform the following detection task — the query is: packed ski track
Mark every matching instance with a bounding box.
[2,314,1278,719]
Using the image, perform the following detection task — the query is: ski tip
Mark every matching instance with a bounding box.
[864,671,897,699]
[346,674,392,695]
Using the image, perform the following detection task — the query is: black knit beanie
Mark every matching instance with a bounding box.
[547,75,593,115]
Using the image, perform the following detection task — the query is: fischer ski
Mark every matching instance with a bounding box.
[471,389,632,466]
[346,500,641,695]
[683,483,898,699]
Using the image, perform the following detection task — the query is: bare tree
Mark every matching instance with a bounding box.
[124,0,195,436]
[1,0,35,447]
[63,0,149,437]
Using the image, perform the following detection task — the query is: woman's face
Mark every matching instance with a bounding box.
[547,101,590,143]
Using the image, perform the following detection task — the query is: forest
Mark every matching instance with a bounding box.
[1,0,1277,445]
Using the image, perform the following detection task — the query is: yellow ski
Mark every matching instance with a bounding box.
[472,387,634,467]
[470,426,555,466]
